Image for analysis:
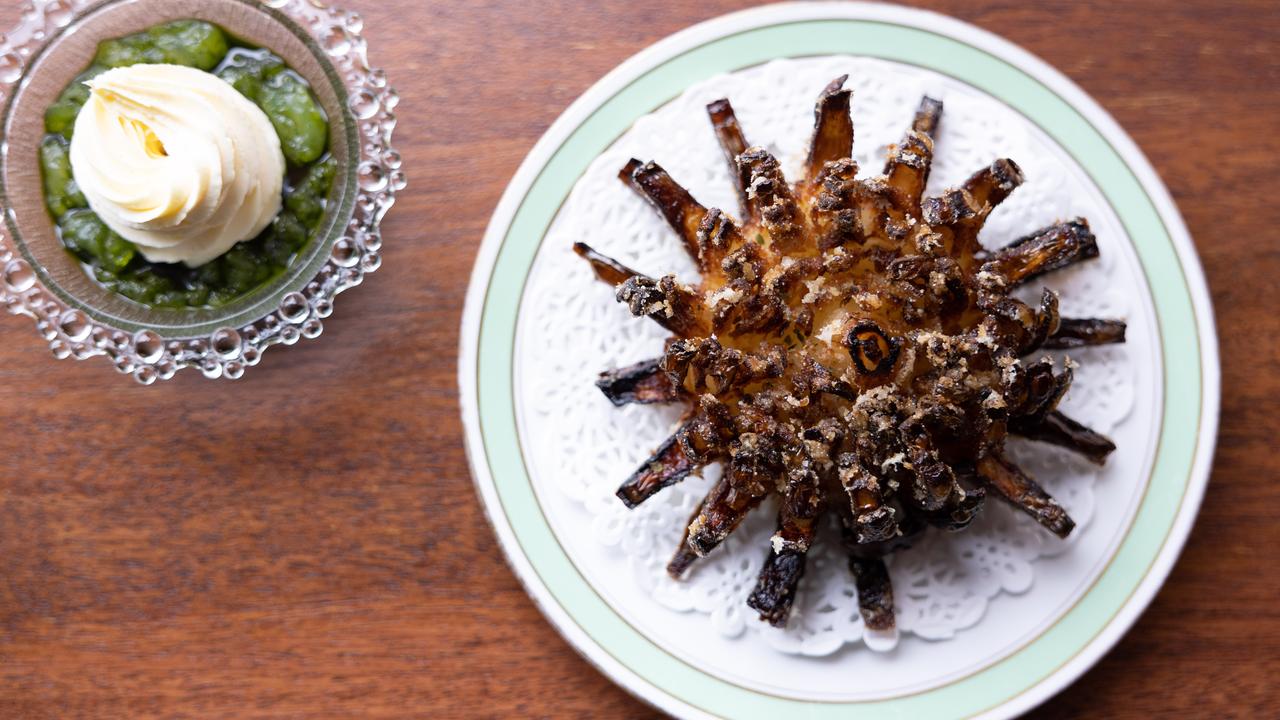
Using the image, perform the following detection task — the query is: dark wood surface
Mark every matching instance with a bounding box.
[0,1,1276,717]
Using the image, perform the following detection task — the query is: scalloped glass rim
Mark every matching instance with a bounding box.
[0,0,400,382]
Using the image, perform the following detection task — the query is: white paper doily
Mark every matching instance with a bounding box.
[515,56,1136,656]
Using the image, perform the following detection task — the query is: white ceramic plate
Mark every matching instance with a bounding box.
[459,3,1218,718]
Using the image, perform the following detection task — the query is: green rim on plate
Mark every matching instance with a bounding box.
[461,4,1216,718]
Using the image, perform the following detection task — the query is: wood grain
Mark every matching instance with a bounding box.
[0,1,1276,717]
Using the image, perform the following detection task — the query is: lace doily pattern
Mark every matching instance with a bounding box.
[517,57,1135,654]
[0,0,402,383]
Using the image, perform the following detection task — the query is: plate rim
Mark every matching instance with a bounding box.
[458,3,1220,718]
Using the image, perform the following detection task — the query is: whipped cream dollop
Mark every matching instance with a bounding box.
[70,63,285,267]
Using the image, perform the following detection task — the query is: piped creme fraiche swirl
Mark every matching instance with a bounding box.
[69,63,285,267]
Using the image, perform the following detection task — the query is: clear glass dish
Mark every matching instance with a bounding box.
[0,0,402,382]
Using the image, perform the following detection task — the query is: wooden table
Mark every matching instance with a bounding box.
[0,1,1275,717]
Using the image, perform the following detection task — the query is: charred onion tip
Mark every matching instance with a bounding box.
[618,158,644,181]
[1050,515,1076,538]
[908,97,944,137]
[1065,219,1099,249]
[615,488,641,509]
[994,158,1025,184]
